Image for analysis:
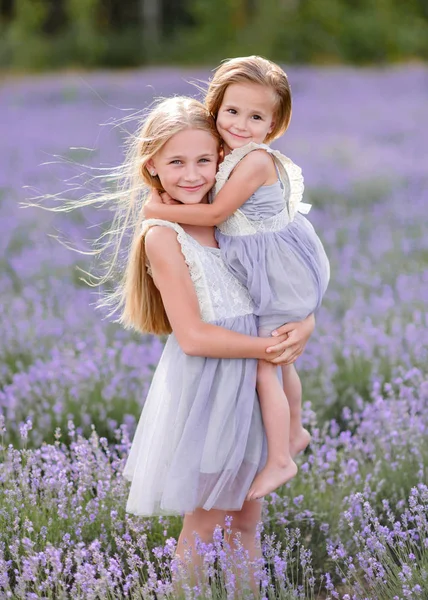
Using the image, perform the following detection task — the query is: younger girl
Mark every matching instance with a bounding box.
[144,56,330,501]
[117,96,315,564]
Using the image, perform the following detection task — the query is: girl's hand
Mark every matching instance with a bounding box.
[149,189,164,204]
[159,192,181,206]
[143,189,162,218]
[143,189,181,218]
[265,313,315,365]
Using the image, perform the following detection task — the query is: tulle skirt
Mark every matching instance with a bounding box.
[216,213,330,334]
[123,314,267,516]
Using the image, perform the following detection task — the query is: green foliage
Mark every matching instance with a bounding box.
[0,0,427,70]
[65,0,106,67]
[179,0,428,65]
[3,0,49,69]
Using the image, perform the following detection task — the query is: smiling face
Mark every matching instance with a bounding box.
[216,82,277,153]
[148,128,219,204]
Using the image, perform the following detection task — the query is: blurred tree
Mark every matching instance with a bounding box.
[66,0,106,66]
[163,0,194,34]
[3,0,49,68]
[141,0,160,46]
[0,0,427,69]
[0,0,13,18]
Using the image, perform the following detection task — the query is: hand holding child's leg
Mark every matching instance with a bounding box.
[247,360,297,501]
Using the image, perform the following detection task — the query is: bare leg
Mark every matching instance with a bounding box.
[281,364,311,457]
[176,507,226,564]
[230,499,263,596]
[246,360,297,501]
[174,508,226,594]
[175,503,262,597]
[230,499,263,562]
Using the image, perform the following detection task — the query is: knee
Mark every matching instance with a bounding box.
[231,516,258,538]
[196,516,225,543]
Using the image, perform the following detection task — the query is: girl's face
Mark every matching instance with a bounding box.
[216,82,277,153]
[149,128,218,204]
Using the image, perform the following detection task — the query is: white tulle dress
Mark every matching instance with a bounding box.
[123,220,267,516]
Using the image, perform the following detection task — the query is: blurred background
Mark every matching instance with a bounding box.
[1,0,428,71]
[0,0,427,443]
[1,2,428,597]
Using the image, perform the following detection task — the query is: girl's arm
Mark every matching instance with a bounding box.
[145,225,287,359]
[144,150,275,226]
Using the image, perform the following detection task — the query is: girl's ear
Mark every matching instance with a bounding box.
[146,159,157,177]
[268,120,276,134]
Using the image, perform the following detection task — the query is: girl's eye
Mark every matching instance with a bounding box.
[227,109,237,114]
[170,160,182,165]
[252,115,262,120]
[199,158,211,163]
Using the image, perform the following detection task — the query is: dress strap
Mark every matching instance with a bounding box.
[215,142,311,221]
[141,219,186,276]
[141,219,214,321]
[141,218,185,239]
[141,219,197,273]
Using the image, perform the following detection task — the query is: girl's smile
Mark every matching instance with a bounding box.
[216,82,277,154]
[148,128,218,204]
[179,184,205,192]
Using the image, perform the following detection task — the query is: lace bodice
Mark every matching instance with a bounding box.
[141,219,254,322]
[214,143,311,237]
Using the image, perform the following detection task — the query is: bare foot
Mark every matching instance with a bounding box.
[289,428,311,458]
[246,460,297,501]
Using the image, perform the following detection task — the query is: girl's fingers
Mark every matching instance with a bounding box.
[266,338,296,353]
[160,191,173,203]
[266,348,291,363]
[270,343,304,364]
[266,342,285,353]
[272,313,315,339]
[271,351,299,365]
[150,189,163,204]
[265,334,289,353]
[160,192,181,205]
[272,327,300,346]
[271,322,294,336]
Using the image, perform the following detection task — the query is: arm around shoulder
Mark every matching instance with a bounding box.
[143,150,274,226]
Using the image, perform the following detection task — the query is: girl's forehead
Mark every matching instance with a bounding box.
[221,82,277,112]
[158,128,219,157]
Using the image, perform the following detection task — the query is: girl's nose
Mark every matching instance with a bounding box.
[184,164,199,181]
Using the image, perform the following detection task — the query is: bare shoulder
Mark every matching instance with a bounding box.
[235,147,276,178]
[144,225,181,262]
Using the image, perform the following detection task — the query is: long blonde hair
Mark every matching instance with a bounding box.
[28,96,220,336]
[122,97,220,335]
[206,55,292,143]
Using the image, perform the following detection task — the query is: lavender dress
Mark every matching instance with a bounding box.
[215,143,330,334]
[123,220,267,516]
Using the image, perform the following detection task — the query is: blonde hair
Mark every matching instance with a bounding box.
[206,55,292,143]
[27,97,220,336]
[122,97,220,335]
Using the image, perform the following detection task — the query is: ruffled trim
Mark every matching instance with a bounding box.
[214,142,264,196]
[215,142,307,221]
[141,219,214,321]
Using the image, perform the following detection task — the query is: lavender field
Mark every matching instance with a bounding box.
[1,66,427,599]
